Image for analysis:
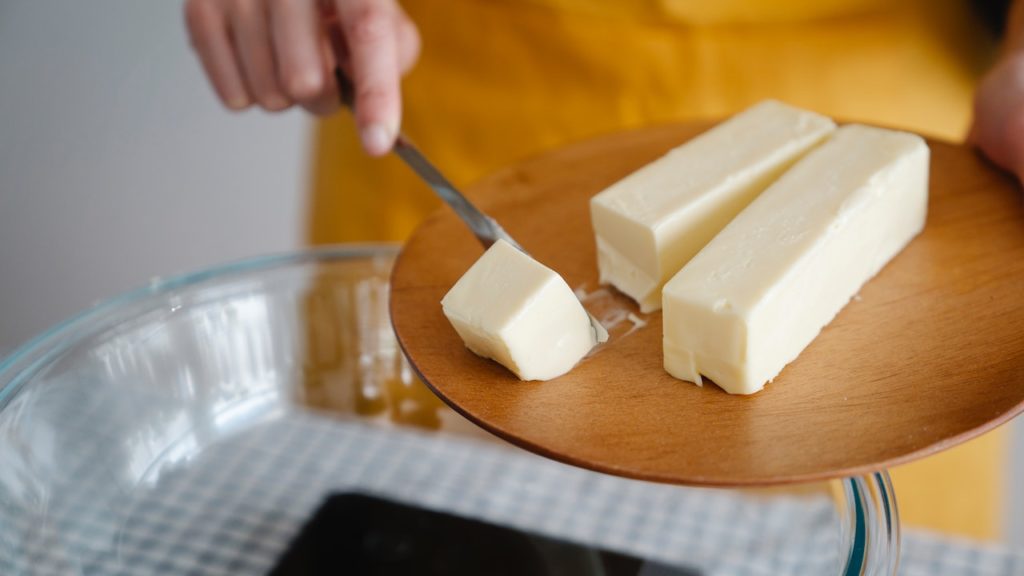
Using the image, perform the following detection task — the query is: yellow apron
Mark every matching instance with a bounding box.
[308,0,1005,539]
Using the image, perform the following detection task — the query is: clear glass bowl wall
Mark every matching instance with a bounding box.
[0,246,898,575]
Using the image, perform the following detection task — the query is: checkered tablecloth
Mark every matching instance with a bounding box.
[1,395,1022,576]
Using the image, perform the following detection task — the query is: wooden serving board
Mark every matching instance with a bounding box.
[390,121,1024,487]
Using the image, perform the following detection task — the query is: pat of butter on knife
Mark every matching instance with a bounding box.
[442,239,599,381]
[663,124,930,395]
[590,100,836,312]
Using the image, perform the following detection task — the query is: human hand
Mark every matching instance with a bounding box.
[184,0,420,155]
[969,51,1024,184]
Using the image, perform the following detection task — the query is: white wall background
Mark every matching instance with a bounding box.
[0,0,1022,551]
[0,0,309,355]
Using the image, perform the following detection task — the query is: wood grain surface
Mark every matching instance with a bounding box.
[390,121,1024,487]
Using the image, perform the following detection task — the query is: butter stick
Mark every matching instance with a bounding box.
[590,100,836,312]
[663,124,930,395]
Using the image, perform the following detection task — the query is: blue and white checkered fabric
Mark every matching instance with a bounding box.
[1,402,1022,576]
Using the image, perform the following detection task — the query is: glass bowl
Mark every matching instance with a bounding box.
[0,245,898,575]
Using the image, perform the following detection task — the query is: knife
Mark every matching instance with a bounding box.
[332,68,608,343]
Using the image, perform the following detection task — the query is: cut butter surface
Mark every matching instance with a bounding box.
[590,100,836,312]
[441,239,599,381]
[663,124,930,395]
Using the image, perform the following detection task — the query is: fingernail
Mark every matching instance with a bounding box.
[227,95,250,110]
[361,124,392,155]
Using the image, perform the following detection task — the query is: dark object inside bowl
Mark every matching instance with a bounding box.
[268,493,699,576]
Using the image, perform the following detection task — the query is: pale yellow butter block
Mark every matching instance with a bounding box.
[441,239,598,381]
[663,124,930,395]
[590,100,836,312]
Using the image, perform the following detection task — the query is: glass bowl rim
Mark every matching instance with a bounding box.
[0,243,401,407]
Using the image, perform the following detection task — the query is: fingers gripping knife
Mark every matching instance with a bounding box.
[331,69,608,343]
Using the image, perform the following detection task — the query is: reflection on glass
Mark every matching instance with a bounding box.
[300,256,468,434]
